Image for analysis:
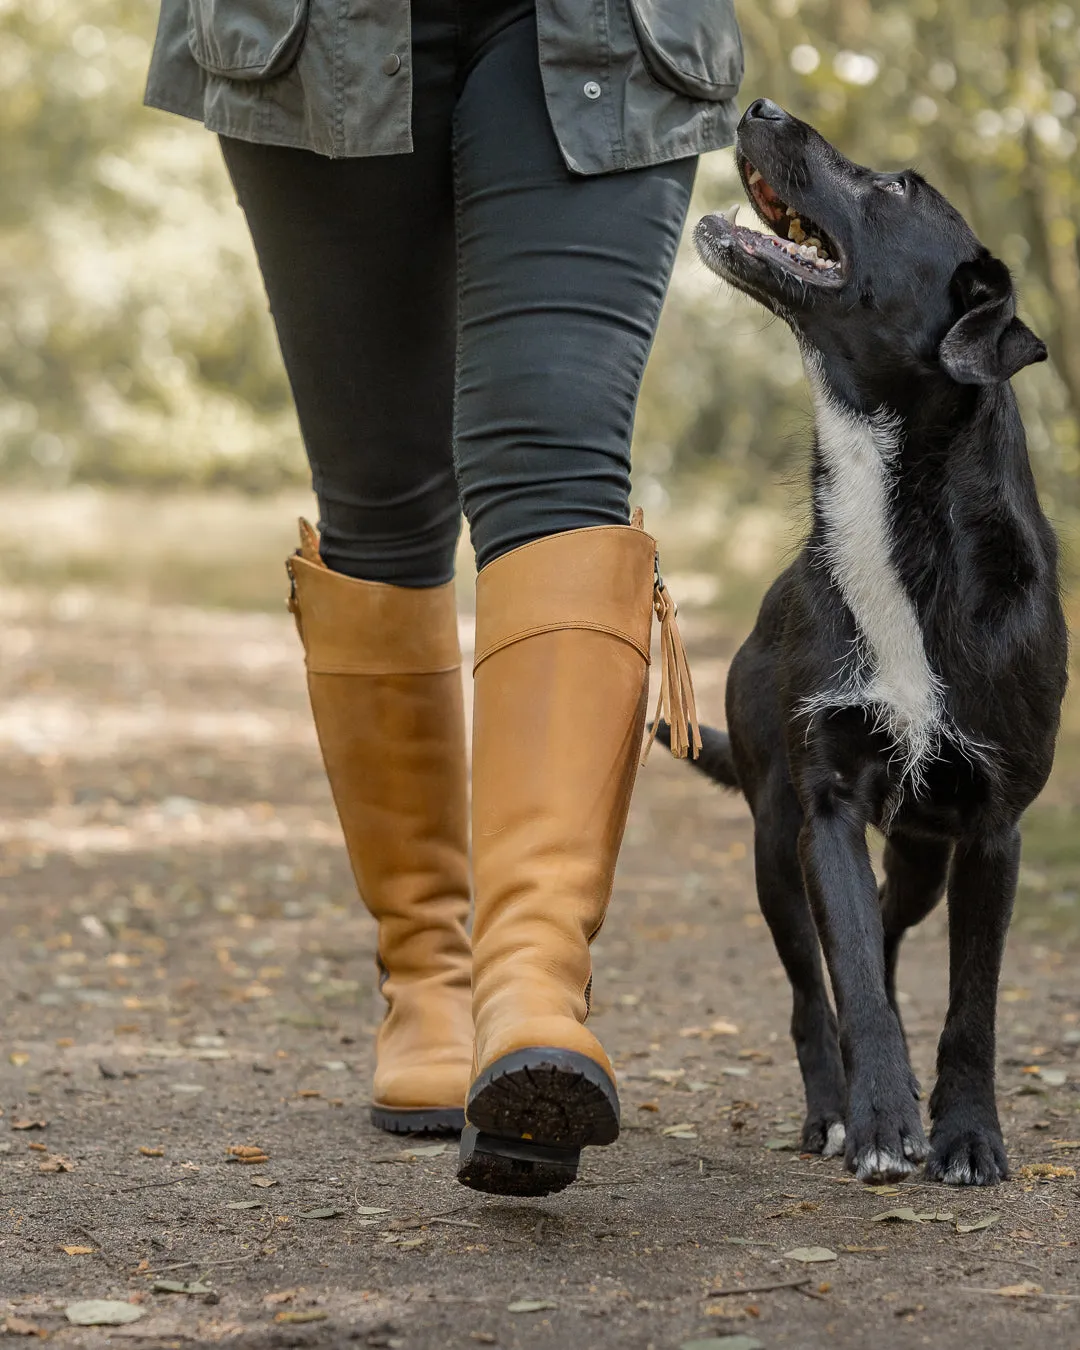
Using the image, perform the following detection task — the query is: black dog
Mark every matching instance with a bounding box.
[663,99,1068,1185]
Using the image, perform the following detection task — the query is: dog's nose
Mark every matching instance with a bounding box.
[742,97,787,124]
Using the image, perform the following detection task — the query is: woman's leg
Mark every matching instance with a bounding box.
[219,125,460,585]
[452,12,697,1193]
[452,15,695,565]
[214,13,474,1130]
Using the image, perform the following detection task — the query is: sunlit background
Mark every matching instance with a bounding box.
[2,0,1078,924]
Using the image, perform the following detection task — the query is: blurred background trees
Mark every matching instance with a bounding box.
[2,0,1078,543]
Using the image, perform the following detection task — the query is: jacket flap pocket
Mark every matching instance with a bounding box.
[628,0,743,101]
[188,0,311,80]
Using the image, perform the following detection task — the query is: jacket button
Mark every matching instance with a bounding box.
[583,80,602,99]
[381,54,402,75]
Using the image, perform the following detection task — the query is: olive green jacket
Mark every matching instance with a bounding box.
[144,0,743,173]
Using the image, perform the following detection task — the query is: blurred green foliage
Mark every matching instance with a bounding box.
[2,0,1078,534]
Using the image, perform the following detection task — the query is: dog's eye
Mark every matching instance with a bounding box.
[877,178,906,195]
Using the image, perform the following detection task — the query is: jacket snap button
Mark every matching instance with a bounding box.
[381,53,402,75]
[583,80,602,99]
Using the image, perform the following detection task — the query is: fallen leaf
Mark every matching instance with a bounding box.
[679,1339,764,1350]
[9,1052,29,1067]
[355,1205,393,1216]
[295,1207,345,1219]
[1018,1164,1076,1180]
[274,1311,327,1324]
[864,1185,900,1196]
[264,1291,296,1305]
[138,1147,164,1157]
[914,1211,955,1223]
[296,1089,322,1098]
[225,1200,263,1210]
[27,1142,47,1153]
[153,1280,213,1295]
[469,1335,497,1345]
[662,1123,698,1139]
[764,1137,799,1152]
[251,1175,278,1188]
[507,1300,557,1314]
[65,1300,145,1326]
[2,1316,43,1336]
[784,1247,838,1263]
[402,1143,448,1158]
[11,1120,47,1131]
[227,1145,268,1159]
[995,1282,1044,1298]
[318,1060,347,1072]
[956,1214,999,1234]
[637,1101,660,1112]
[1037,1069,1067,1087]
[871,1208,922,1223]
[841,1245,888,1253]
[39,1154,75,1172]
[648,1069,687,1084]
[62,1245,96,1255]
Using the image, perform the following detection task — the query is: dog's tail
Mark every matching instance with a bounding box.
[651,721,740,790]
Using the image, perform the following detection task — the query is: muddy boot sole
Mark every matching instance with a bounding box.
[369,1104,466,1135]
[456,1048,619,1197]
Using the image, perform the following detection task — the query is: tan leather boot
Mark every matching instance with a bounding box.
[287,521,473,1134]
[457,516,699,1194]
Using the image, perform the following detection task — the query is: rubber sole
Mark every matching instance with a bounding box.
[456,1048,620,1197]
[369,1103,466,1136]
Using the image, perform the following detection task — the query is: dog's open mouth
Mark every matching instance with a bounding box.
[696,156,845,291]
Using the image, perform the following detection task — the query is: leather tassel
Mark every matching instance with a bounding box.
[642,558,702,763]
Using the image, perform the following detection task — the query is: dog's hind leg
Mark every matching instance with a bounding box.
[926,830,1018,1187]
[799,802,928,1183]
[754,775,846,1156]
[880,834,951,1040]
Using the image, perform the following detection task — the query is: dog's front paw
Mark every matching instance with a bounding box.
[845,1101,927,1183]
[801,1113,846,1158]
[926,1118,1007,1186]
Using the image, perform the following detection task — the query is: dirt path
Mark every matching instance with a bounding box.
[1,586,1078,1349]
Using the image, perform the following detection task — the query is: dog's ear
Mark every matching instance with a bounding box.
[939,253,1047,385]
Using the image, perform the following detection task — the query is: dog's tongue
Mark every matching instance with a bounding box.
[748,165,786,222]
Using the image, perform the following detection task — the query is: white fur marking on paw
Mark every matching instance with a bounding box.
[941,1158,976,1186]
[798,354,988,793]
[823,1122,846,1158]
[855,1146,915,1182]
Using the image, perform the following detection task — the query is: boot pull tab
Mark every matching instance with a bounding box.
[642,552,702,764]
[286,518,327,639]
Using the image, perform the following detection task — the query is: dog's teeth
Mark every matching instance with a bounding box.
[786,205,798,218]
[748,168,763,185]
[805,237,822,251]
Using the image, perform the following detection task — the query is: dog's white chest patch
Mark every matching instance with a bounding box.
[802,363,947,782]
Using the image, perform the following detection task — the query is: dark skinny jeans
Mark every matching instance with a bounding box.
[221,0,696,586]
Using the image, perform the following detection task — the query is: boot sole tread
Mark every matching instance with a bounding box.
[457,1048,620,1197]
[370,1105,465,1135]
